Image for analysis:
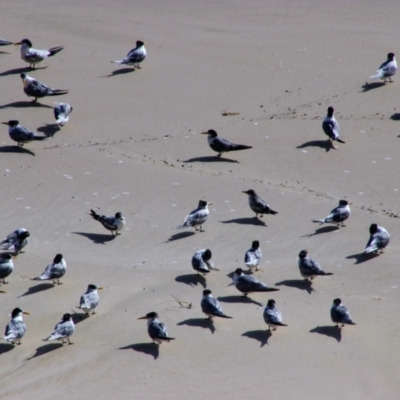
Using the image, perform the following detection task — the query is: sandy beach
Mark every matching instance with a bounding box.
[1,1,400,398]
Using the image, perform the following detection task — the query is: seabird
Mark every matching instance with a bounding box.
[0,228,30,254]
[244,240,262,273]
[370,53,397,83]
[78,284,103,315]
[178,200,212,232]
[201,129,252,158]
[54,103,73,127]
[201,289,232,319]
[313,200,351,227]
[33,254,66,284]
[44,313,74,344]
[192,249,219,274]
[0,38,13,46]
[242,189,278,219]
[232,268,279,297]
[3,307,30,345]
[20,73,68,103]
[112,40,146,69]
[263,299,287,331]
[138,312,175,345]
[2,120,47,147]
[364,224,390,254]
[298,250,333,281]
[14,38,64,69]
[331,299,356,328]
[90,210,126,236]
[0,254,14,285]
[322,107,345,149]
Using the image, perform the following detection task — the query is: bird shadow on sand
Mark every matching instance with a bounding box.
[72,232,116,244]
[100,68,135,78]
[37,123,60,137]
[0,51,11,55]
[275,279,314,294]
[26,343,64,360]
[0,343,15,355]
[120,343,159,360]
[0,145,35,156]
[177,318,216,334]
[0,66,47,77]
[220,217,266,227]
[242,330,271,347]
[361,82,386,92]
[346,252,380,265]
[310,325,341,342]
[390,113,400,121]
[175,273,207,289]
[218,295,264,307]
[69,310,91,324]
[302,225,339,237]
[297,140,332,152]
[165,231,196,243]
[0,101,53,110]
[19,283,55,297]
[183,156,239,163]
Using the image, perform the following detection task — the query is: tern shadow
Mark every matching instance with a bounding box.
[0,66,47,77]
[183,156,238,163]
[310,325,341,342]
[177,318,215,334]
[218,295,264,307]
[346,252,379,265]
[297,140,331,152]
[120,343,159,359]
[0,101,53,109]
[220,217,266,227]
[275,279,314,294]
[242,329,271,347]
[69,310,91,324]
[19,283,54,297]
[165,231,196,243]
[0,51,11,55]
[175,274,207,289]
[0,343,15,355]
[26,343,64,360]
[361,82,386,92]
[73,232,116,244]
[0,146,35,156]
[390,113,400,121]
[37,123,60,137]
[303,225,339,237]
[101,68,135,78]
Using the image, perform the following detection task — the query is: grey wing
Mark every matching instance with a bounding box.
[264,308,282,324]
[126,49,145,64]
[245,250,258,267]
[326,206,348,223]
[237,275,267,292]
[185,209,207,226]
[322,119,337,139]
[12,126,35,142]
[149,322,169,339]
[79,294,87,308]
[333,306,352,323]
[100,216,118,230]
[202,297,224,316]
[26,80,51,97]
[210,137,233,152]
[306,258,322,274]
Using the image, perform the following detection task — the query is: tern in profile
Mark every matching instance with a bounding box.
[44,313,74,344]
[370,52,397,83]
[138,312,175,345]
[178,200,212,232]
[330,299,356,328]
[112,40,146,69]
[2,121,46,146]
[242,189,278,219]
[3,308,30,345]
[298,250,333,281]
[33,254,66,285]
[78,284,103,315]
[313,200,351,227]
[232,268,279,297]
[90,210,126,236]
[201,290,232,319]
[20,73,68,103]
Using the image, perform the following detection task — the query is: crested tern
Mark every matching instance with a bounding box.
[331,299,356,328]
[112,40,146,69]
[201,129,252,158]
[44,313,74,344]
[313,200,351,227]
[78,284,103,315]
[54,103,73,127]
[2,120,46,146]
[244,240,262,273]
[242,189,278,219]
[233,268,279,297]
[322,107,345,149]
[364,224,390,254]
[14,38,64,69]
[138,312,175,345]
[263,299,287,331]
[370,53,397,83]
[0,254,14,285]
[201,289,232,319]
[0,228,30,254]
[20,73,68,103]
[33,254,66,284]
[90,209,126,236]
[178,200,212,232]
[3,307,30,345]
[298,250,333,281]
[192,249,219,274]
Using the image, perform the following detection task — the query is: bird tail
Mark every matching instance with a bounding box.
[90,209,101,221]
[48,46,64,57]
[33,136,47,141]
[276,322,288,327]
[166,337,175,341]
[363,245,378,254]
[370,70,383,80]
[220,314,233,319]
[230,144,253,152]
[320,271,334,276]
[268,209,278,215]
[263,288,280,292]
[111,60,125,65]
[49,89,69,96]
[312,219,325,224]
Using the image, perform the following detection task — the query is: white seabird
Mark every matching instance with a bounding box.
[364,224,390,254]
[44,313,74,344]
[112,40,146,69]
[78,284,103,315]
[242,190,278,219]
[298,250,333,281]
[14,38,64,69]
[3,307,30,345]
[322,107,346,149]
[20,73,68,103]
[90,209,126,236]
[178,200,212,232]
[330,299,356,328]
[0,228,30,254]
[33,254,66,285]
[201,289,232,319]
[244,240,262,273]
[54,103,73,127]
[0,254,14,285]
[263,299,287,331]
[313,200,351,227]
[370,53,397,83]
[233,268,279,297]
[138,312,175,345]
[191,249,219,275]
[2,120,47,147]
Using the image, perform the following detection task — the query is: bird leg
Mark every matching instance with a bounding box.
[217,153,221,158]
[32,98,38,103]
[68,338,73,345]
[199,226,204,232]
[242,293,248,297]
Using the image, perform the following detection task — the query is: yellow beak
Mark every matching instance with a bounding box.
[201,131,208,135]
[137,316,147,320]
[23,311,30,315]
[14,42,22,46]
[98,287,104,290]
[2,122,9,125]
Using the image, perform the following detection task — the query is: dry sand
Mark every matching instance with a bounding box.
[1,1,400,398]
